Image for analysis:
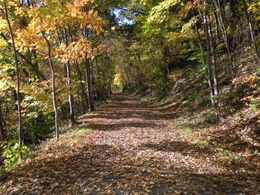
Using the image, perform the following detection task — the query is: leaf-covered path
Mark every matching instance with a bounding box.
[1,93,259,194]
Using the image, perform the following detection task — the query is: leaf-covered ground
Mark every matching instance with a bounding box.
[1,93,259,194]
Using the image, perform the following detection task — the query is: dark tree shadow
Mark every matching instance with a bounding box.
[1,143,259,195]
[142,139,259,173]
[142,140,214,156]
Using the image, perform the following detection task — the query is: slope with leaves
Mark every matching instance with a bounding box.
[0,93,259,194]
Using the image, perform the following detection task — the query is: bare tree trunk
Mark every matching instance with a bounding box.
[0,101,7,140]
[213,12,220,44]
[42,32,59,141]
[208,15,218,97]
[215,0,234,76]
[85,58,94,112]
[62,27,74,126]
[194,22,205,64]
[202,0,218,106]
[4,0,22,146]
[74,60,87,113]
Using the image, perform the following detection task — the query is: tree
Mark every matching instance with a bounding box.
[201,0,218,106]
[2,0,22,146]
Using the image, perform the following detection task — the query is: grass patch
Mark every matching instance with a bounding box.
[61,126,92,139]
[173,118,245,164]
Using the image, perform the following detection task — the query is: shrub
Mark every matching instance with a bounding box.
[0,140,33,168]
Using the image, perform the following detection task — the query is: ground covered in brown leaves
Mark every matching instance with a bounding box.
[1,93,259,194]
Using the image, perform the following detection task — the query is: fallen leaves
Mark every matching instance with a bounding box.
[0,93,260,194]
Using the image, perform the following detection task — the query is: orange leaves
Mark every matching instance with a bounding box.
[58,36,92,63]
[232,73,260,87]
[65,0,105,31]
[58,35,104,63]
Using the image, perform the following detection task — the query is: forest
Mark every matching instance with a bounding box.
[0,0,260,194]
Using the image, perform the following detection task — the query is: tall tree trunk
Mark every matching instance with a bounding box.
[215,0,234,76]
[85,58,94,112]
[213,12,220,44]
[202,0,218,106]
[208,15,218,97]
[4,0,22,146]
[42,32,59,141]
[74,60,87,113]
[62,27,74,126]
[194,22,206,64]
[82,27,94,112]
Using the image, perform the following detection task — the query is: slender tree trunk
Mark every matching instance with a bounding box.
[215,0,234,76]
[0,101,7,140]
[42,32,59,141]
[85,58,94,112]
[242,0,260,63]
[62,27,74,126]
[4,0,22,146]
[74,60,87,113]
[208,15,218,97]
[195,23,206,64]
[82,27,94,112]
[202,0,218,106]
[213,12,219,44]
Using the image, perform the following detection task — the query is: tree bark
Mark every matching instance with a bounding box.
[42,32,59,141]
[85,58,94,112]
[74,60,87,113]
[214,0,234,76]
[0,101,7,141]
[202,0,218,106]
[62,27,75,126]
[4,0,22,146]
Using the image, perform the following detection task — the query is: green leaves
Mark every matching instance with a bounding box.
[148,0,180,23]
[1,140,33,168]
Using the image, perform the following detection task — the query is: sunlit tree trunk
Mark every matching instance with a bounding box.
[42,32,59,141]
[213,12,219,44]
[202,0,218,106]
[4,0,22,146]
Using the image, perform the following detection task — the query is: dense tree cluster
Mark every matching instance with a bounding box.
[118,0,260,103]
[0,0,118,147]
[0,0,260,165]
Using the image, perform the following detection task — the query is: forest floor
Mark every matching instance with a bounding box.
[1,93,260,194]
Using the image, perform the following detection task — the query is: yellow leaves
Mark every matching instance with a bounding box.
[167,69,184,83]
[113,73,122,86]
[71,0,94,8]
[0,0,19,8]
[248,1,260,20]
[58,35,103,63]
[0,78,9,91]
[66,2,105,32]
[148,0,180,23]
[58,36,91,63]
[0,37,7,47]
[0,18,8,32]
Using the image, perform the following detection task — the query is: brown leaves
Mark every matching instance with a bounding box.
[232,72,260,87]
[1,94,260,194]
